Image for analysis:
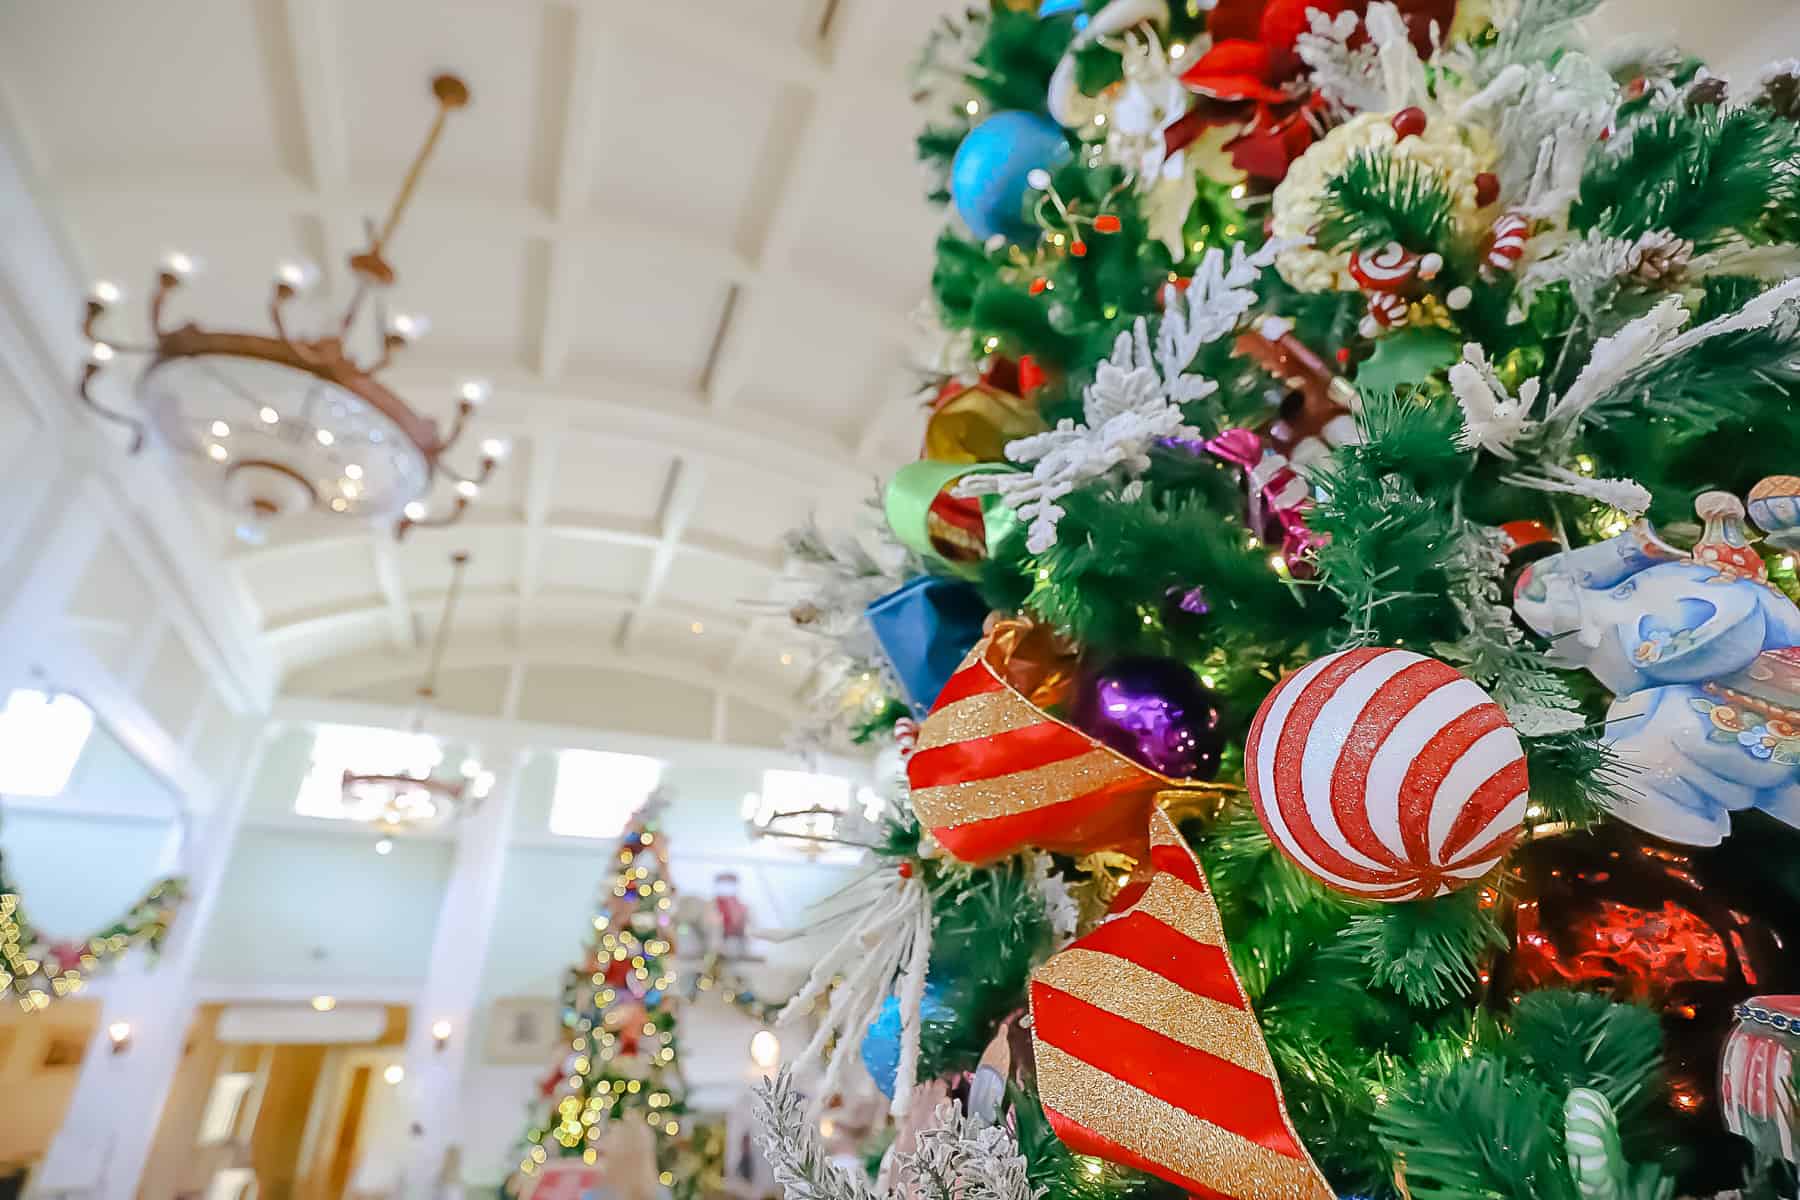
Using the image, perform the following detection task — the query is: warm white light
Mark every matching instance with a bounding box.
[458,379,491,405]
[404,501,429,522]
[164,251,196,276]
[210,420,231,438]
[820,1117,837,1138]
[389,312,429,340]
[206,443,229,462]
[382,1064,405,1085]
[1169,40,1187,58]
[479,438,508,460]
[780,653,794,666]
[0,690,95,797]
[750,1029,781,1069]
[375,837,394,855]
[690,621,704,635]
[277,259,319,290]
[964,99,980,116]
[459,757,482,778]
[454,479,480,500]
[329,497,348,512]
[107,1021,132,1047]
[1231,183,1248,200]
[259,406,280,424]
[344,464,363,480]
[310,995,337,1012]
[315,429,335,446]
[89,342,115,363]
[431,1019,453,1042]
[472,771,496,798]
[1093,113,1107,127]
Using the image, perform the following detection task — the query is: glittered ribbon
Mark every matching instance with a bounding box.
[907,621,1233,865]
[923,359,1047,465]
[885,460,1020,577]
[1030,808,1334,1200]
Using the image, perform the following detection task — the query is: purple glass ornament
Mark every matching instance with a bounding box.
[1070,656,1225,780]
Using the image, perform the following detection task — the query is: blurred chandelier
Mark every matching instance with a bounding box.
[76,74,504,544]
[341,551,494,829]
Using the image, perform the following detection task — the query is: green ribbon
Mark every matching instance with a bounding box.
[885,460,1020,577]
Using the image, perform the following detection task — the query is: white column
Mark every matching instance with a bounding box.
[28,722,267,1200]
[396,744,522,1198]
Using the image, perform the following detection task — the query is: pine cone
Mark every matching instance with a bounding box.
[1759,68,1800,120]
[1686,74,1730,109]
[1627,231,1695,283]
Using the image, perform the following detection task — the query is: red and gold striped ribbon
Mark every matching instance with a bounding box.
[1030,809,1334,1200]
[907,624,1190,864]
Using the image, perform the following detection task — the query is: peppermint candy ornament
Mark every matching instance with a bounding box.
[1358,290,1410,338]
[1347,241,1420,293]
[1482,212,1530,276]
[1246,647,1530,900]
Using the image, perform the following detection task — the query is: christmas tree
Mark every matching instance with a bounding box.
[508,802,693,1198]
[758,3,1800,1199]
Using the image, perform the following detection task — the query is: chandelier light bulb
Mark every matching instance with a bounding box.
[92,280,122,305]
[344,463,364,480]
[259,405,280,424]
[375,837,394,855]
[210,420,230,438]
[206,443,228,462]
[88,342,116,364]
[315,428,335,446]
[163,251,197,277]
[277,259,320,291]
[479,438,508,460]
[749,1029,780,1069]
[454,479,480,500]
[389,312,429,340]
[404,501,429,522]
[458,379,491,405]
[383,1064,405,1085]
[459,757,481,778]
[311,995,337,1012]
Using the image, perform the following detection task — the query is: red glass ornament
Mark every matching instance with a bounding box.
[1390,106,1428,140]
[1475,171,1501,208]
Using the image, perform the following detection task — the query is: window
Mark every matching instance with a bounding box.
[550,750,663,839]
[295,724,444,820]
[743,769,852,841]
[0,689,95,797]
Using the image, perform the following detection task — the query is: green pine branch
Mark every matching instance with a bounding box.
[1316,151,1457,255]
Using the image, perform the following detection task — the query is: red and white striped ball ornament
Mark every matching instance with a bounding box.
[1246,647,1530,901]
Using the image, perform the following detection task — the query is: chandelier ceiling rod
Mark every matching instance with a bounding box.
[418,550,470,705]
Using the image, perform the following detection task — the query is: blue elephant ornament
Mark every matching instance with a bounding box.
[1514,488,1800,845]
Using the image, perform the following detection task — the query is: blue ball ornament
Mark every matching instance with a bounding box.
[950,111,1070,245]
[860,980,955,1099]
[1037,0,1087,16]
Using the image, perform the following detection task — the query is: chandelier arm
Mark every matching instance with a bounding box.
[269,284,324,367]
[77,364,147,453]
[367,333,406,375]
[394,496,472,540]
[437,400,477,453]
[338,281,370,340]
[149,271,181,339]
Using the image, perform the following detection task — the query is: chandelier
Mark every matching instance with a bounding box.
[340,551,494,830]
[77,74,503,544]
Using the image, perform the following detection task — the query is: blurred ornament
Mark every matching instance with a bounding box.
[1748,476,1800,552]
[1235,323,1361,474]
[1500,518,1561,625]
[922,358,1047,464]
[1360,289,1412,337]
[1501,824,1800,1187]
[1246,647,1528,900]
[1565,1088,1629,1200]
[1030,809,1334,1199]
[1390,105,1428,140]
[1722,996,1800,1164]
[1159,583,1212,637]
[861,978,957,1099]
[1069,655,1226,779]
[866,575,991,716]
[950,112,1072,243]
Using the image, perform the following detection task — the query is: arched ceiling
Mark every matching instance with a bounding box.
[2,0,1795,742]
[0,0,953,741]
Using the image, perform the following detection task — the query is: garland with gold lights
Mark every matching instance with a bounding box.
[506,810,711,1198]
[0,847,184,1011]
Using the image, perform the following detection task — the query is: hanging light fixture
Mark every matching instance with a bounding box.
[340,551,495,829]
[77,74,503,544]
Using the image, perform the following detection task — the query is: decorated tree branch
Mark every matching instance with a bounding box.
[760,3,1800,1199]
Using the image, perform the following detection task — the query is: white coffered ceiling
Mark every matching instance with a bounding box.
[0,0,956,745]
[1,0,1796,745]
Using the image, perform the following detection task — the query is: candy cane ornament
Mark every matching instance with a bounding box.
[1482,213,1530,277]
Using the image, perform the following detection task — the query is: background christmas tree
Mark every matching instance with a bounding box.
[508,800,693,1198]
[758,3,1800,1199]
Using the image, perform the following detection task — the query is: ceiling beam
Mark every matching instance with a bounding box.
[278,0,356,287]
[514,436,561,643]
[536,6,608,380]
[232,514,777,580]
[618,457,706,648]
[709,0,895,410]
[369,534,418,651]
